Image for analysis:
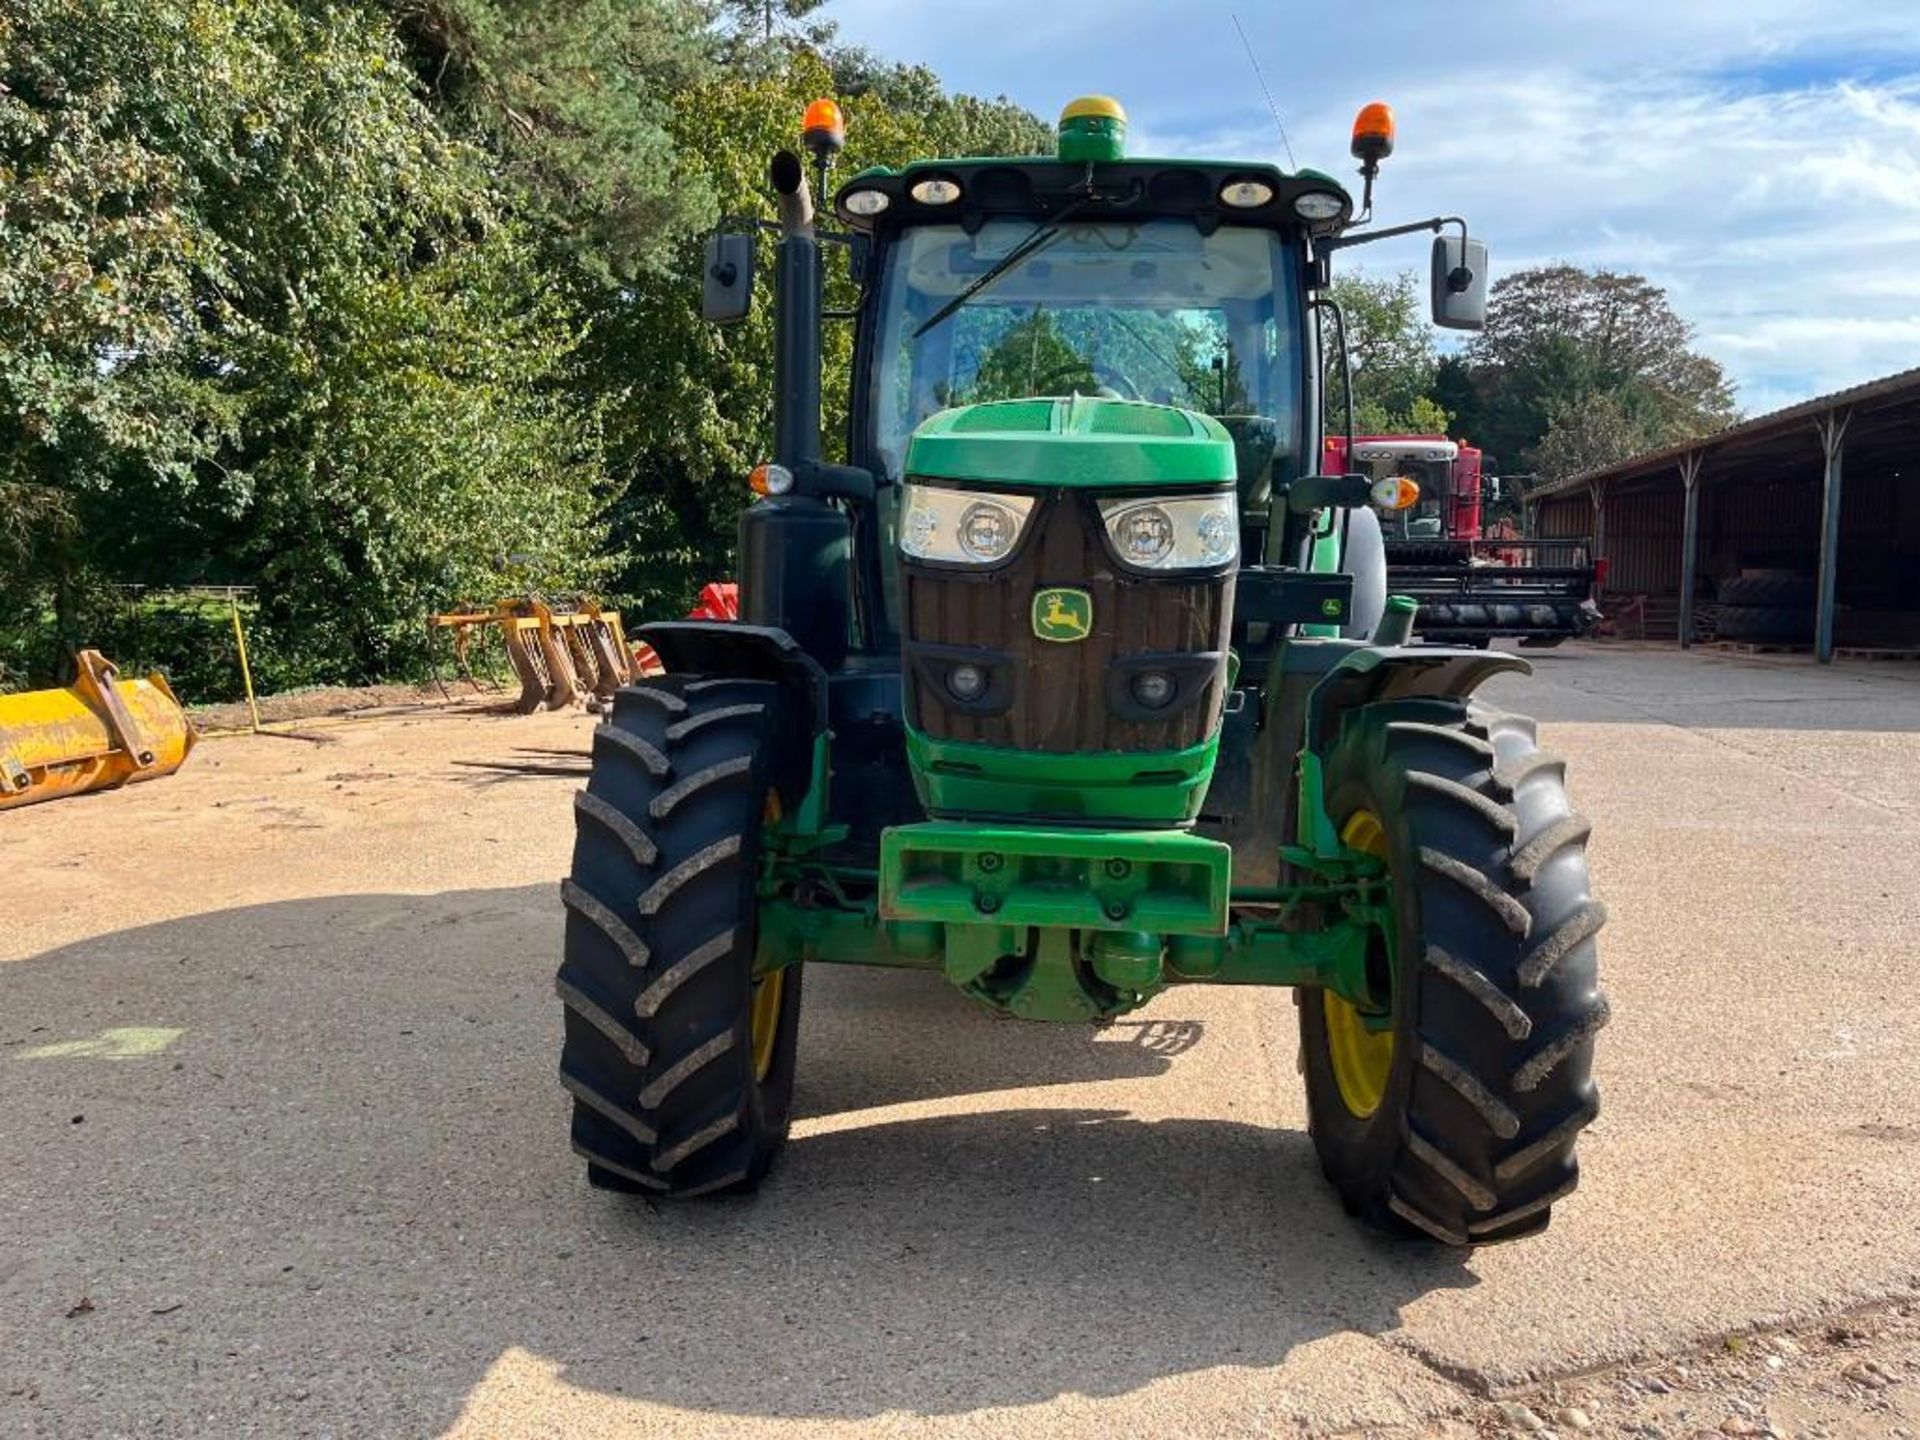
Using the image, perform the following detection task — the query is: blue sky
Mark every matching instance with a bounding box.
[824,0,1920,417]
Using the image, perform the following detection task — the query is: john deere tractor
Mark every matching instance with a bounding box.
[554,96,1608,1243]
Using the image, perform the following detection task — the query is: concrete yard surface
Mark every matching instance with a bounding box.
[4,646,1919,1437]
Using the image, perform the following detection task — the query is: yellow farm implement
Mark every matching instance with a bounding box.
[430,598,638,713]
[0,650,196,812]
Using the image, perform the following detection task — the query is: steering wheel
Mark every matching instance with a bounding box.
[1037,361,1142,401]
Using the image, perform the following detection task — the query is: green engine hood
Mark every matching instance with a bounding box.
[906,396,1235,489]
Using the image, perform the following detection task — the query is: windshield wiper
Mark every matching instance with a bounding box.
[911,196,1093,340]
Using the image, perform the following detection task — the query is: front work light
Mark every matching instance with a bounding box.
[841,188,890,217]
[910,177,963,205]
[1292,190,1346,222]
[1131,670,1176,709]
[1370,475,1421,511]
[946,663,988,702]
[1220,179,1275,209]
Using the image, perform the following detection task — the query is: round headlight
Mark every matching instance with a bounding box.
[947,663,987,702]
[958,500,1019,561]
[1197,508,1236,563]
[909,178,962,205]
[1113,505,1175,566]
[1131,670,1176,709]
[1292,190,1347,222]
[842,188,891,217]
[1220,179,1275,209]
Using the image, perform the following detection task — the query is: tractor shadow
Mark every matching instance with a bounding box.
[1,886,1473,1434]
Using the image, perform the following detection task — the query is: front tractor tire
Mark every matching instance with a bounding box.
[555,676,803,1198]
[1301,698,1608,1245]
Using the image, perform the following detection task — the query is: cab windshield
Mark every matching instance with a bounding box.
[867,219,1304,484]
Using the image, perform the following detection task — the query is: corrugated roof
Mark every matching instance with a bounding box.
[1528,364,1920,501]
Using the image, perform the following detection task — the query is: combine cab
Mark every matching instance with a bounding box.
[1326,435,1599,647]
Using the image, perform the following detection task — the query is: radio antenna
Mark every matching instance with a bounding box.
[1232,12,1298,171]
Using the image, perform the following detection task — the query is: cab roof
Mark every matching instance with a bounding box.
[832,156,1353,238]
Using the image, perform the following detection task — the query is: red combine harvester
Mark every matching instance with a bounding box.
[1326,435,1600,647]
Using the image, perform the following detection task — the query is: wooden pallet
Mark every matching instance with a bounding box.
[1708,640,1811,656]
[1833,646,1920,661]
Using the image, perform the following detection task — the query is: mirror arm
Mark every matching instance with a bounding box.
[1323,214,1468,253]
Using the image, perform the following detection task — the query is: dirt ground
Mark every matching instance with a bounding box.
[188,678,505,733]
[5,645,1919,1438]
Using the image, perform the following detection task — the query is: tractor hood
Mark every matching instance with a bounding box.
[906,396,1236,489]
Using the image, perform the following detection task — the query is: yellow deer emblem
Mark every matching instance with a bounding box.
[1032,588,1093,643]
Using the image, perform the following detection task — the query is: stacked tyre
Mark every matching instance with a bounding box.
[1716,573,1815,645]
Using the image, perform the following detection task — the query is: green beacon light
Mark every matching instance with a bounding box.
[1057,95,1127,163]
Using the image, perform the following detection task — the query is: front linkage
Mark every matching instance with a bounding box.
[757,818,1393,1025]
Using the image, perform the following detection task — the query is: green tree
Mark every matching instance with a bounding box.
[1530,389,1654,486]
[0,1,1056,691]
[953,311,1092,404]
[590,48,1051,615]
[1,0,619,686]
[1460,264,1737,480]
[387,0,718,282]
[1324,272,1450,436]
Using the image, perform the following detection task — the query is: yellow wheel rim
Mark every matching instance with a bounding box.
[749,968,784,1083]
[751,789,785,1085]
[1323,809,1395,1119]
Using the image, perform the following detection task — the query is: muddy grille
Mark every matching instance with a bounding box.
[901,492,1230,753]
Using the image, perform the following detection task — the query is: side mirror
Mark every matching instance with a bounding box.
[702,233,756,324]
[1430,233,1488,330]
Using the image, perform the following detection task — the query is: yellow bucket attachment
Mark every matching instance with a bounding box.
[0,650,196,812]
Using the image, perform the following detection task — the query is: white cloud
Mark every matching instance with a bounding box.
[823,0,1920,416]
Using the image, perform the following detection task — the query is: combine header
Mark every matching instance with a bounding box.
[1327,435,1600,647]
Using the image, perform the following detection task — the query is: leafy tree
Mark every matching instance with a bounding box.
[1,0,616,685]
[952,311,1093,404]
[591,48,1051,614]
[1324,273,1450,436]
[1530,390,1654,486]
[387,0,717,281]
[1460,264,1737,480]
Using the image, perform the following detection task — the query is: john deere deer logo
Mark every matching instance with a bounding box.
[1032,587,1093,643]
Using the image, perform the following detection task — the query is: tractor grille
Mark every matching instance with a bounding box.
[901,491,1231,753]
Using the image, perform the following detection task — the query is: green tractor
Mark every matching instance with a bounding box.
[555,95,1607,1242]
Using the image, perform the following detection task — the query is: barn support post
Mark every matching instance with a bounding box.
[1677,452,1704,648]
[1589,479,1609,604]
[1814,409,1851,664]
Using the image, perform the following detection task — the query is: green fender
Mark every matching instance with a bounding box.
[1296,642,1531,857]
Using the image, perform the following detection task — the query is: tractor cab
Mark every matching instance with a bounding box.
[829,97,1357,652]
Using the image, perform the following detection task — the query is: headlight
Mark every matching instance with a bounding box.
[1098,493,1238,571]
[900,482,1036,565]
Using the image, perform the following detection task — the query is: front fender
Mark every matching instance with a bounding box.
[1302,643,1528,755]
[635,620,829,735]
[1297,643,1529,858]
